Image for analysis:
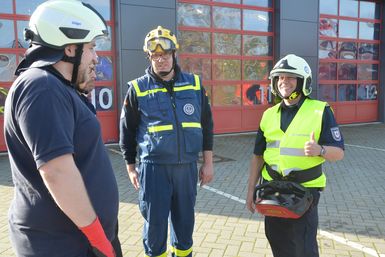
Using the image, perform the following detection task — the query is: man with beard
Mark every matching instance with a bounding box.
[4,1,121,256]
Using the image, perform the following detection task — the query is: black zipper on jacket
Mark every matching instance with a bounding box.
[170,93,181,163]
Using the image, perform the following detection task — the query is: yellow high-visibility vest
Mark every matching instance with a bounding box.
[260,98,327,188]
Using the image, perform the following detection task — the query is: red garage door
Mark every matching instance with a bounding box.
[318,0,381,124]
[177,0,275,134]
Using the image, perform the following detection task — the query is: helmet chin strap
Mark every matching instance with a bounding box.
[61,44,84,87]
[158,68,174,78]
[276,86,301,100]
[287,91,301,100]
[277,78,302,100]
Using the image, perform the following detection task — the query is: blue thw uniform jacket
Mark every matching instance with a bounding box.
[119,65,213,164]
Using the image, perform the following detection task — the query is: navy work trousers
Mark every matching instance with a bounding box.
[138,162,198,257]
[264,189,321,257]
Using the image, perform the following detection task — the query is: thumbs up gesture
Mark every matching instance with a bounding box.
[304,131,321,156]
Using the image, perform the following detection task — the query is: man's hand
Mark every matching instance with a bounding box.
[126,164,139,190]
[199,162,214,186]
[246,155,264,213]
[246,187,256,213]
[304,131,322,156]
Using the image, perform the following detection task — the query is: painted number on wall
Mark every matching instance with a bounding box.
[90,87,114,111]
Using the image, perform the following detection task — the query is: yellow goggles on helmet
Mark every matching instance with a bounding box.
[146,38,175,53]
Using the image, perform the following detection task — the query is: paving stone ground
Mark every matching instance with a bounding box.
[1,123,384,257]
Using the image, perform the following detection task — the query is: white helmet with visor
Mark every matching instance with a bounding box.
[21,0,108,84]
[270,54,312,99]
[25,0,108,49]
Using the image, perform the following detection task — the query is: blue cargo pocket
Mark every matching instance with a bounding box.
[183,128,203,153]
[146,131,176,157]
[157,93,170,116]
[146,97,160,115]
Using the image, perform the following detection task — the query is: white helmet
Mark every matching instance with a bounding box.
[25,0,108,49]
[270,54,312,99]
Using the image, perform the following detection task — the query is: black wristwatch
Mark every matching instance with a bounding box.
[320,145,326,156]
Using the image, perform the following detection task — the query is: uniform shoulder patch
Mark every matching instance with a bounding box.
[330,127,342,141]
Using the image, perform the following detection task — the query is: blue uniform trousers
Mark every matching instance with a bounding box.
[264,189,321,257]
[138,162,198,257]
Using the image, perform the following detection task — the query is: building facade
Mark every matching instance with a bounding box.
[0,0,384,151]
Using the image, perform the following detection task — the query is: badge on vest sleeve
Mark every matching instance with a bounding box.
[183,103,195,115]
[330,127,342,141]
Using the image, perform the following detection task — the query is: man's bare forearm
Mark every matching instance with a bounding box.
[39,154,96,227]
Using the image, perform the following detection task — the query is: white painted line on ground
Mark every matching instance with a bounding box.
[202,185,384,257]
[345,144,385,152]
[108,148,122,155]
[319,230,385,257]
[109,145,384,256]
[202,185,246,204]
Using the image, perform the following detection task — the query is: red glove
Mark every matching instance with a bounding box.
[79,217,115,257]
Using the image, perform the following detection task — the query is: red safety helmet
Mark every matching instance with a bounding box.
[253,180,313,219]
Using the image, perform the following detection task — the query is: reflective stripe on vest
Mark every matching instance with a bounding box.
[280,147,307,156]
[174,74,200,91]
[260,98,327,187]
[182,122,201,128]
[267,140,280,148]
[148,124,173,133]
[131,74,201,97]
[131,80,167,97]
[147,122,201,132]
[132,72,203,164]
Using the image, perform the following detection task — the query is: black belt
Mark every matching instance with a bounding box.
[265,164,323,184]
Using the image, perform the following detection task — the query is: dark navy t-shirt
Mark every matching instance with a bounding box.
[4,67,119,257]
